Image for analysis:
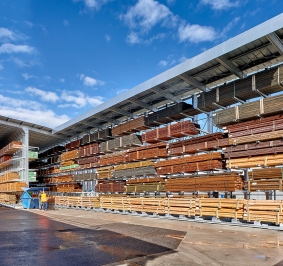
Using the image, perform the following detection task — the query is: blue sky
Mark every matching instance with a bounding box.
[0,0,282,128]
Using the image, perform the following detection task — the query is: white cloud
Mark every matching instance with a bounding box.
[126,32,141,44]
[0,94,42,110]
[200,0,240,10]
[0,43,34,54]
[158,60,168,67]
[25,87,59,103]
[0,28,16,42]
[60,78,65,83]
[59,90,104,108]
[115,88,129,95]
[0,106,69,128]
[122,0,177,32]
[21,73,34,80]
[178,23,217,43]
[220,16,240,39]
[74,0,110,10]
[105,35,111,41]
[79,74,104,87]
[63,20,69,26]
[0,64,3,70]
[12,58,31,67]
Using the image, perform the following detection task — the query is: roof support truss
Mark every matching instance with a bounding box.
[178,75,208,92]
[152,88,181,103]
[267,32,283,56]
[109,108,138,119]
[127,99,157,112]
[216,56,247,79]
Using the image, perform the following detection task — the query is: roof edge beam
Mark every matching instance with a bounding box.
[216,56,247,79]
[179,75,208,92]
[267,32,283,56]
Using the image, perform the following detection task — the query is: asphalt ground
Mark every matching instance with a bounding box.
[1,206,283,266]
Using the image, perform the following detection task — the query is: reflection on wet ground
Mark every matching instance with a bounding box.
[0,207,184,266]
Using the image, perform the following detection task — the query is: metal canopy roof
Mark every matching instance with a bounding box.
[52,13,283,139]
[1,14,283,152]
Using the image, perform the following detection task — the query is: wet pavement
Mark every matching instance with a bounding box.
[1,206,283,266]
[0,207,184,266]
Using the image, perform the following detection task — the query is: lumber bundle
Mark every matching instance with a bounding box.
[155,152,223,168]
[47,174,73,184]
[128,197,165,214]
[147,102,193,126]
[113,166,157,178]
[78,156,99,169]
[39,145,65,158]
[165,174,243,192]
[73,172,97,181]
[127,142,167,161]
[47,155,61,165]
[100,195,129,211]
[199,66,283,112]
[126,177,164,184]
[0,141,22,156]
[99,152,127,166]
[56,183,82,192]
[61,149,79,161]
[195,198,245,219]
[65,139,81,150]
[249,167,283,180]
[112,117,148,136]
[60,164,79,171]
[96,181,125,193]
[227,154,283,168]
[0,172,20,183]
[246,179,282,192]
[243,200,283,224]
[168,133,227,155]
[142,120,199,143]
[126,181,165,193]
[79,143,100,157]
[223,139,283,159]
[0,182,27,192]
[96,166,113,179]
[0,193,17,204]
[157,160,224,175]
[59,196,100,208]
[0,155,12,165]
[164,197,196,216]
[213,94,283,127]
[114,160,154,171]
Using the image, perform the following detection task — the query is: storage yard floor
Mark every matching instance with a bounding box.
[0,207,283,266]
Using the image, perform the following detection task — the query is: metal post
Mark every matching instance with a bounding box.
[244,169,250,200]
[22,126,29,187]
[192,94,198,123]
[207,111,213,134]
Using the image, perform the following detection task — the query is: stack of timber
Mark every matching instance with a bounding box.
[46,174,73,184]
[96,166,113,179]
[146,102,192,126]
[78,156,99,169]
[96,181,125,193]
[126,177,165,193]
[168,133,228,156]
[0,172,19,183]
[61,149,79,161]
[243,200,283,225]
[246,167,283,191]
[81,128,112,144]
[0,182,27,192]
[47,155,61,165]
[164,197,196,216]
[199,66,283,112]
[142,120,199,143]
[65,139,81,150]
[0,193,17,204]
[100,134,143,153]
[55,196,100,208]
[113,166,157,178]
[0,141,22,156]
[195,198,245,219]
[128,197,165,214]
[73,172,97,181]
[112,117,148,136]
[55,183,82,193]
[99,152,127,166]
[127,142,167,161]
[114,160,154,171]
[165,173,244,192]
[100,195,129,211]
[79,143,100,157]
[213,94,283,127]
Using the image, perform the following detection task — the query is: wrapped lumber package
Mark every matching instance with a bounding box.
[263,93,283,116]
[79,143,100,157]
[121,134,142,147]
[195,198,245,219]
[96,181,125,193]
[113,166,156,178]
[96,166,113,179]
[61,149,79,161]
[114,160,154,171]
[165,173,244,192]
[56,183,82,193]
[164,197,196,216]
[73,172,97,181]
[126,177,165,193]
[146,102,192,126]
[243,199,283,225]
[81,134,90,145]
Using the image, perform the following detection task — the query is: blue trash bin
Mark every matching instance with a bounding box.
[21,189,32,209]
